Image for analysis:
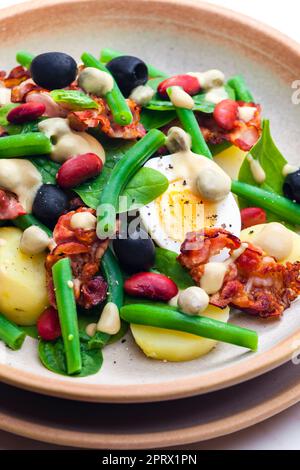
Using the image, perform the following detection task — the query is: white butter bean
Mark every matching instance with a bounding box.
[70,212,97,231]
[78,67,114,96]
[97,302,121,335]
[20,226,50,255]
[178,287,209,315]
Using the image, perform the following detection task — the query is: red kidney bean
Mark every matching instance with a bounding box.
[213,99,239,130]
[241,207,267,229]
[56,153,103,189]
[124,272,178,301]
[37,307,61,341]
[7,102,46,124]
[158,75,201,99]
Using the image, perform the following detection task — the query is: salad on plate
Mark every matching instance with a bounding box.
[0,48,300,377]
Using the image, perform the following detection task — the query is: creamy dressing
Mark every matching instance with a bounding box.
[20,226,50,255]
[253,222,293,261]
[129,85,154,106]
[170,147,231,199]
[0,87,11,105]
[282,163,298,177]
[169,86,194,109]
[188,70,225,90]
[205,86,228,105]
[247,154,266,184]
[38,118,105,163]
[70,212,97,231]
[97,302,121,335]
[200,243,248,295]
[238,106,256,123]
[78,67,114,97]
[0,159,42,212]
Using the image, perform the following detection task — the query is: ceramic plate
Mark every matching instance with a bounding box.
[0,360,299,449]
[1,0,300,403]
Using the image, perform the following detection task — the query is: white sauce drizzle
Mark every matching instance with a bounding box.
[169,86,194,109]
[200,243,248,295]
[282,164,298,177]
[247,154,266,184]
[38,118,105,164]
[253,222,293,261]
[0,159,42,212]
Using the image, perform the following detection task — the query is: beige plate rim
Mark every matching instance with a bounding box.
[0,363,299,449]
[1,0,300,403]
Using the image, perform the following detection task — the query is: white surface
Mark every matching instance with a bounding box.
[0,0,300,451]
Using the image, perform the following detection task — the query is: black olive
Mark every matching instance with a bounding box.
[32,184,69,229]
[283,169,300,203]
[106,56,148,97]
[30,52,77,90]
[113,228,155,273]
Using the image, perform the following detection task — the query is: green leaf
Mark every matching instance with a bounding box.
[140,108,175,130]
[38,337,103,377]
[146,96,215,113]
[238,120,289,223]
[31,157,60,184]
[154,247,194,289]
[50,89,98,110]
[74,139,134,209]
[119,167,169,212]
[0,104,18,126]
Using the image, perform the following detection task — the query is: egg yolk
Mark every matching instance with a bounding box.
[156,179,217,242]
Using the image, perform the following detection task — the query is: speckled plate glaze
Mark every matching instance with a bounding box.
[1,0,300,403]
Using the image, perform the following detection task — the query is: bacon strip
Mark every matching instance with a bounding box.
[178,228,300,318]
[0,65,30,89]
[0,189,26,220]
[68,97,146,139]
[46,208,109,309]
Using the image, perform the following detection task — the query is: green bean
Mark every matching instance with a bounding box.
[0,313,26,350]
[227,75,254,103]
[88,248,125,349]
[121,304,258,351]
[0,133,52,158]
[52,258,81,375]
[100,48,168,79]
[97,129,166,238]
[231,180,300,225]
[81,52,133,126]
[16,51,34,69]
[101,248,124,309]
[13,214,53,238]
[167,88,212,159]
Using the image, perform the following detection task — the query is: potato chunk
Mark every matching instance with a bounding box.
[131,305,229,362]
[0,227,49,325]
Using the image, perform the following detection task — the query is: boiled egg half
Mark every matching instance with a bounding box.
[139,151,241,254]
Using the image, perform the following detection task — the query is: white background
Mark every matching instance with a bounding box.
[0,0,299,450]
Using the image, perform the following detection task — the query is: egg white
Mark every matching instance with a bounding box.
[139,154,241,255]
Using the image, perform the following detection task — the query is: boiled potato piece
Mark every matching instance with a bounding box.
[131,305,230,362]
[0,227,49,325]
[214,146,247,180]
[241,223,300,263]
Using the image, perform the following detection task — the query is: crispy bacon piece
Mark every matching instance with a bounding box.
[0,65,30,89]
[198,102,262,151]
[10,79,44,103]
[178,228,300,318]
[0,189,26,220]
[46,207,109,309]
[68,97,146,139]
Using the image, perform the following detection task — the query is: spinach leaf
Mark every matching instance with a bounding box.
[154,247,194,289]
[119,167,169,212]
[75,141,168,211]
[74,140,134,209]
[238,120,289,223]
[140,108,175,130]
[146,96,215,113]
[50,90,98,110]
[38,337,103,377]
[31,157,60,184]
